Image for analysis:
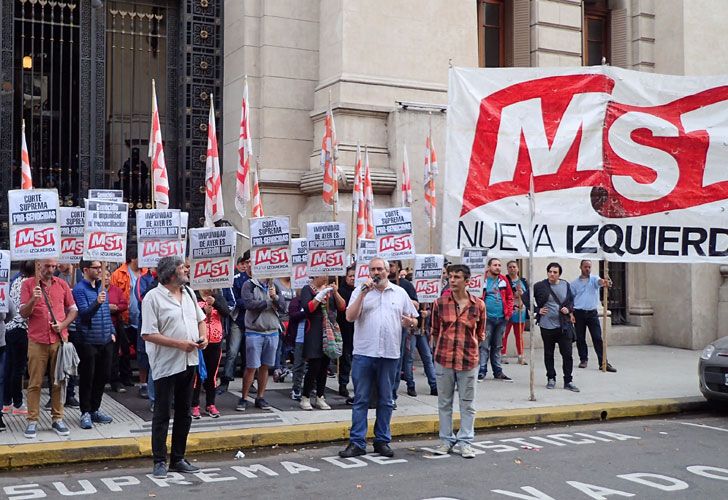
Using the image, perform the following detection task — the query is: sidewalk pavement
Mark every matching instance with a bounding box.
[0,345,706,469]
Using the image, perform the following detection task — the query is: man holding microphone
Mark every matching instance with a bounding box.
[339,257,419,459]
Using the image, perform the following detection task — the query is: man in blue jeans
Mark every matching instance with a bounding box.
[219,252,250,397]
[339,258,418,459]
[479,258,513,381]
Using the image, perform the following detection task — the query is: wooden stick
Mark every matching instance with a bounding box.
[601,260,609,372]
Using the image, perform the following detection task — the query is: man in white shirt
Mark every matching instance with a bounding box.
[141,256,207,479]
[339,258,418,459]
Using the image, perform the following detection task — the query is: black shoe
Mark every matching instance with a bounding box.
[111,382,126,393]
[121,379,135,387]
[392,401,398,410]
[338,385,349,398]
[216,381,229,396]
[338,443,366,458]
[44,399,52,410]
[494,373,513,382]
[373,442,394,457]
[406,388,417,397]
[578,361,588,369]
[345,396,354,405]
[430,387,438,396]
[169,459,200,473]
[0,416,6,432]
[254,398,272,410]
[152,462,167,479]
[606,363,617,373]
[65,396,80,408]
[236,398,248,412]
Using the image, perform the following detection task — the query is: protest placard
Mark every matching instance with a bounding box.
[8,189,60,260]
[136,209,184,268]
[291,238,310,289]
[250,216,291,279]
[461,247,488,295]
[413,254,444,303]
[354,238,376,287]
[373,207,415,260]
[88,189,124,203]
[83,199,129,263]
[306,222,346,277]
[188,227,236,289]
[0,250,10,313]
[180,212,189,242]
[58,207,85,264]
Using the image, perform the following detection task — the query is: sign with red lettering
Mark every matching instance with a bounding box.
[58,207,85,264]
[444,67,728,262]
[189,227,236,289]
[373,207,415,260]
[8,189,60,260]
[306,222,346,276]
[354,238,376,287]
[413,254,444,303]
[291,238,310,289]
[136,209,184,268]
[250,216,291,279]
[0,250,10,313]
[461,248,487,295]
[83,199,128,262]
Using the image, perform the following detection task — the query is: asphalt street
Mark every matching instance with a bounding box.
[1,411,726,500]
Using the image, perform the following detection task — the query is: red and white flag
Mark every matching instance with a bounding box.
[424,134,438,226]
[251,164,264,218]
[401,144,412,206]
[148,79,170,208]
[20,119,32,189]
[320,105,338,210]
[236,77,252,219]
[363,147,375,239]
[204,95,224,227]
[353,143,366,240]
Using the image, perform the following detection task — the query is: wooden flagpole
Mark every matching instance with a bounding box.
[349,143,359,262]
[528,174,536,401]
[601,260,610,372]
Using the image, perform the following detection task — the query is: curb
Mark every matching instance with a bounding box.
[0,396,707,470]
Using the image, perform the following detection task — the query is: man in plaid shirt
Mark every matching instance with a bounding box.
[430,264,486,459]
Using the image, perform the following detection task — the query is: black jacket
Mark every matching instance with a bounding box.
[533,278,574,324]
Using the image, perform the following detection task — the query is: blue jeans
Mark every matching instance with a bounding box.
[222,323,245,381]
[479,317,507,377]
[350,355,399,449]
[403,334,437,391]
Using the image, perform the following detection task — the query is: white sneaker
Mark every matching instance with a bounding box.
[314,396,331,410]
[431,442,453,455]
[459,443,476,459]
[299,396,313,411]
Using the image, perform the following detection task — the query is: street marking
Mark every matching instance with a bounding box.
[679,422,728,433]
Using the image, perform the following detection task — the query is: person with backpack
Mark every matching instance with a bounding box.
[533,262,580,392]
[299,276,346,410]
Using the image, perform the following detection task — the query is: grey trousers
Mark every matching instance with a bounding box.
[436,363,478,446]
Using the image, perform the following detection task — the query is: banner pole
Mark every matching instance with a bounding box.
[601,260,610,372]
[528,174,536,402]
[150,79,156,210]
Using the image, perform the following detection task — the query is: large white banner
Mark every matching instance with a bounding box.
[189,227,236,290]
[136,209,185,268]
[250,216,292,279]
[306,222,346,277]
[59,207,85,264]
[373,207,415,260]
[444,66,728,263]
[0,250,10,313]
[8,189,60,260]
[83,199,129,263]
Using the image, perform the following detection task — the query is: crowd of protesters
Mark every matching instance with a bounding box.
[0,245,614,476]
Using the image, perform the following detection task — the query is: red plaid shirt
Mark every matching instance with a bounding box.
[431,292,486,371]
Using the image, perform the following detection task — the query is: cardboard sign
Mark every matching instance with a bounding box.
[8,189,61,260]
[461,247,488,295]
[306,222,347,277]
[0,250,10,313]
[83,199,129,263]
[413,254,444,303]
[373,207,415,260]
[354,238,376,287]
[136,209,185,268]
[250,216,292,279]
[88,189,124,203]
[188,227,236,290]
[58,207,85,264]
[291,238,310,289]
[180,212,189,242]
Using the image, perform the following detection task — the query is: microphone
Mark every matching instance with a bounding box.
[361,275,381,291]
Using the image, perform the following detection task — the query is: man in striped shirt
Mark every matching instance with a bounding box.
[430,264,486,459]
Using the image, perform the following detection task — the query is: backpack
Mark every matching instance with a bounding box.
[320,300,343,360]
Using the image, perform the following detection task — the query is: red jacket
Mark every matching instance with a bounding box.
[482,274,513,320]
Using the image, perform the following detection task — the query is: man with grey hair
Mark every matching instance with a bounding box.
[339,257,418,459]
[141,256,208,479]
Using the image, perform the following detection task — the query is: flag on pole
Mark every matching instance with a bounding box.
[353,143,366,240]
[204,94,224,227]
[320,104,338,210]
[20,119,32,189]
[236,77,252,219]
[424,134,439,227]
[363,147,375,239]
[401,144,412,206]
[251,162,264,218]
[148,79,170,208]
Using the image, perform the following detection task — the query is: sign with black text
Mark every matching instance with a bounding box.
[354,238,376,287]
[188,227,236,289]
[88,189,124,203]
[373,207,415,260]
[291,238,310,289]
[250,216,291,279]
[8,189,60,260]
[461,247,488,295]
[136,209,185,268]
[58,207,85,264]
[413,254,444,303]
[0,250,10,313]
[83,199,129,263]
[306,222,346,276]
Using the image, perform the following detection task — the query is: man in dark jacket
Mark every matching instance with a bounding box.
[337,266,356,401]
[533,262,579,392]
[72,260,115,429]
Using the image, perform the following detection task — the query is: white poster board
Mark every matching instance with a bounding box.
[188,227,237,290]
[58,207,85,264]
[413,254,444,303]
[354,238,376,287]
[306,222,347,277]
[83,199,129,263]
[250,216,292,279]
[291,238,310,289]
[0,250,10,313]
[136,209,185,268]
[373,207,416,260]
[8,189,61,260]
[88,189,124,203]
[461,247,488,295]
